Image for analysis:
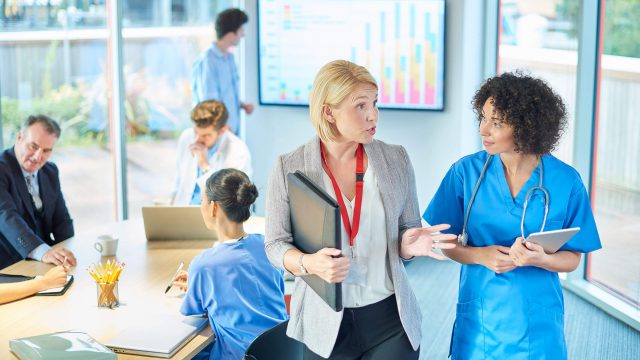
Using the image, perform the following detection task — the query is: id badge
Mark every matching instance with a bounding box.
[344,256,368,287]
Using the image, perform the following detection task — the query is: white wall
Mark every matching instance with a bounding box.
[242,0,487,216]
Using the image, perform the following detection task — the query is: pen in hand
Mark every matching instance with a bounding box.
[165,262,184,294]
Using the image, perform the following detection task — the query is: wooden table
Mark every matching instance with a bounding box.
[0,217,265,359]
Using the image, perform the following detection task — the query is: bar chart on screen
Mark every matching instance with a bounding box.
[258,0,446,110]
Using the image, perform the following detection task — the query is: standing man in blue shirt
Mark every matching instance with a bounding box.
[192,8,254,135]
[0,115,77,269]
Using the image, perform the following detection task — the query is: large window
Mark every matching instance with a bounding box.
[499,0,579,164]
[589,0,640,308]
[497,0,640,321]
[0,3,114,234]
[0,1,213,30]
[120,4,226,220]
[1,1,235,232]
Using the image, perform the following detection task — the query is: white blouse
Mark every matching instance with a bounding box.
[322,162,394,308]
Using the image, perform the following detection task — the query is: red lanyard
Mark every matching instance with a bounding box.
[320,141,365,250]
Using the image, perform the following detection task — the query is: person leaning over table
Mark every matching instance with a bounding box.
[0,265,68,304]
[172,100,252,206]
[264,59,457,359]
[423,72,602,359]
[172,168,288,360]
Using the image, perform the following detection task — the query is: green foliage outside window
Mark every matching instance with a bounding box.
[1,84,90,148]
[557,0,640,58]
[1,40,183,148]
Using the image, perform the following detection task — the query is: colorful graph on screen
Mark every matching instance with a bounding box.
[258,0,445,110]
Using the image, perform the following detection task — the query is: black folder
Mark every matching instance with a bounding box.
[287,171,342,312]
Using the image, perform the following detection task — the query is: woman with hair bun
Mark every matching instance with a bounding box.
[174,168,288,360]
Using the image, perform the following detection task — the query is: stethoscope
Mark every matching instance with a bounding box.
[457,154,549,246]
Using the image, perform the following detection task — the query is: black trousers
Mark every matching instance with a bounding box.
[304,295,419,360]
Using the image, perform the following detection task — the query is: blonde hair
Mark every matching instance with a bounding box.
[191,100,228,131]
[309,60,378,142]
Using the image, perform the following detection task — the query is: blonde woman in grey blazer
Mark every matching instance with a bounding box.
[265,60,456,359]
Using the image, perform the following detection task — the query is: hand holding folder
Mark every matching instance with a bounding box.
[287,171,343,311]
[302,248,350,284]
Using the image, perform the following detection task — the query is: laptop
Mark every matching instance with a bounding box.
[104,315,208,358]
[142,206,217,241]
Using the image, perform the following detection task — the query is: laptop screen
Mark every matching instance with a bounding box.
[142,206,217,241]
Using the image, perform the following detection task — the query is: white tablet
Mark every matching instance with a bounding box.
[524,227,580,254]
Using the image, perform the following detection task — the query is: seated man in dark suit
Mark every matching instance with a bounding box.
[0,115,77,269]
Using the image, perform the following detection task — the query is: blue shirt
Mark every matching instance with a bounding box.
[190,140,221,205]
[180,234,288,360]
[192,43,241,134]
[423,151,601,359]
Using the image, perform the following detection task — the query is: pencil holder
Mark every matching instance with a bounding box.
[96,281,119,308]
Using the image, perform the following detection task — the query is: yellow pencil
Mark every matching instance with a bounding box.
[108,267,116,282]
[87,260,125,284]
[113,268,123,282]
[87,269,100,282]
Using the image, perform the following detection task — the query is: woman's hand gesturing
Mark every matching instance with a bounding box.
[400,224,457,260]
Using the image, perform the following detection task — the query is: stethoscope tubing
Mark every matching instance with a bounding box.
[458,154,549,246]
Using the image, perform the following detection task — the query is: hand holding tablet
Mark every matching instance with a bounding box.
[523,227,581,254]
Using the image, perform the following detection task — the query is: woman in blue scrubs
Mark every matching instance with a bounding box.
[424,72,601,360]
[174,169,288,360]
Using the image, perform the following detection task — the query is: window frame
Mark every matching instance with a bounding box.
[491,0,639,331]
[563,0,640,331]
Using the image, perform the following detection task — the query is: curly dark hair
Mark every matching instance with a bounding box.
[472,71,567,155]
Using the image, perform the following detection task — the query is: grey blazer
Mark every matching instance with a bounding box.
[265,137,423,358]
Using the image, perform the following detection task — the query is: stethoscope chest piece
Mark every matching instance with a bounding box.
[457,232,469,246]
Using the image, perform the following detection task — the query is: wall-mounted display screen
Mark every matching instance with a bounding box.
[258,0,446,110]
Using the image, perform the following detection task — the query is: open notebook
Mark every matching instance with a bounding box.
[0,273,74,296]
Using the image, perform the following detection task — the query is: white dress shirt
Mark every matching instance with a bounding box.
[322,163,394,308]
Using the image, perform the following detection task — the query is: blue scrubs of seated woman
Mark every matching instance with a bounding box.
[423,72,601,360]
[175,169,288,360]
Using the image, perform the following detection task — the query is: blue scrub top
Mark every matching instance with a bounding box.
[424,151,601,360]
[180,234,288,360]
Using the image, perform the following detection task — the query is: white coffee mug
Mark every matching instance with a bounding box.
[94,235,119,256]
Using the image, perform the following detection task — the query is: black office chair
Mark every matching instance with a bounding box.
[244,320,303,360]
